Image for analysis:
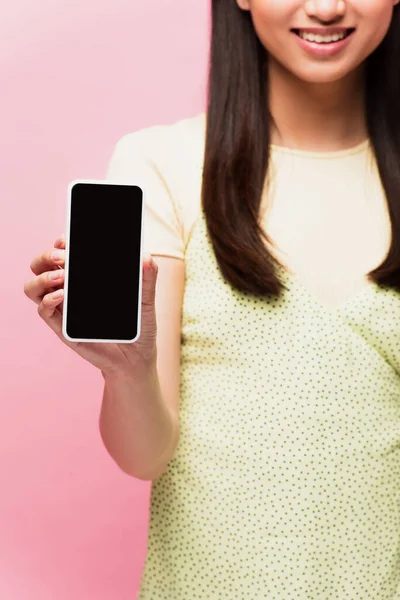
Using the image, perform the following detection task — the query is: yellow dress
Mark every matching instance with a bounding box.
[104,112,400,599]
[136,207,400,599]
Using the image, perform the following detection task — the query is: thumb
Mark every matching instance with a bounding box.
[141,253,158,308]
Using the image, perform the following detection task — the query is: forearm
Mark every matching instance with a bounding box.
[99,359,179,480]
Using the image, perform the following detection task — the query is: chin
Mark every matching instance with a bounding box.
[289,65,358,85]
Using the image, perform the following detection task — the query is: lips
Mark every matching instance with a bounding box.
[290,26,356,57]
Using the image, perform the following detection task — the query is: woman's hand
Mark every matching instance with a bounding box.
[24,234,159,377]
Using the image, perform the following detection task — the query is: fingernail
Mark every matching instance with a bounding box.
[49,269,63,280]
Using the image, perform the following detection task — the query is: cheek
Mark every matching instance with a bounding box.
[354,0,393,14]
[359,2,395,55]
[248,1,297,57]
[249,0,298,29]
[353,0,394,34]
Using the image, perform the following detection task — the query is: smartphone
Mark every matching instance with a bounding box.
[62,179,145,344]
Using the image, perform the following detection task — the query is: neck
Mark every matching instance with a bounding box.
[268,58,368,152]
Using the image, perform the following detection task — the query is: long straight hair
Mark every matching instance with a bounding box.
[201,1,400,298]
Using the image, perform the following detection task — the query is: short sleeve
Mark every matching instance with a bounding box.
[105,131,185,260]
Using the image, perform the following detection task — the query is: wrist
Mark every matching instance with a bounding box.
[101,354,158,383]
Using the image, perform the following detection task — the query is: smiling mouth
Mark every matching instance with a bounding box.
[292,28,355,44]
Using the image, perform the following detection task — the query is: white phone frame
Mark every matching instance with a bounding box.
[62,178,145,344]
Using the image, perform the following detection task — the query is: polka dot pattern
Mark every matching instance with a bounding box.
[137,209,400,599]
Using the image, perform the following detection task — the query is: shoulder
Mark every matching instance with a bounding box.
[112,112,206,168]
[106,113,206,254]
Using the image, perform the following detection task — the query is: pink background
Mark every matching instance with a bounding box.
[3,1,208,598]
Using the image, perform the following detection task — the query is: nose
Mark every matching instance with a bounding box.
[304,0,346,22]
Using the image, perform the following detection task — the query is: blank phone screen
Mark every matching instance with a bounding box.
[64,181,144,342]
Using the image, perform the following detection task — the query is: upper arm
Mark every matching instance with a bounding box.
[152,254,185,426]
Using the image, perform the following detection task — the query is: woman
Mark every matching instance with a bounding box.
[24,0,400,598]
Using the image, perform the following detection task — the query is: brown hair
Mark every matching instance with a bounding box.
[201,0,400,298]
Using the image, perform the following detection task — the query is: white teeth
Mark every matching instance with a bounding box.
[298,31,346,43]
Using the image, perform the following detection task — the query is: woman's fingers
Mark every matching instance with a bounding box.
[30,247,65,276]
[54,234,66,249]
[37,289,65,332]
[25,268,65,305]
[29,233,65,277]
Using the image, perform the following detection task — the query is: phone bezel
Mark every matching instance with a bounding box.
[62,179,145,344]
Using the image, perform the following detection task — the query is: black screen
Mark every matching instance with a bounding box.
[64,181,143,342]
